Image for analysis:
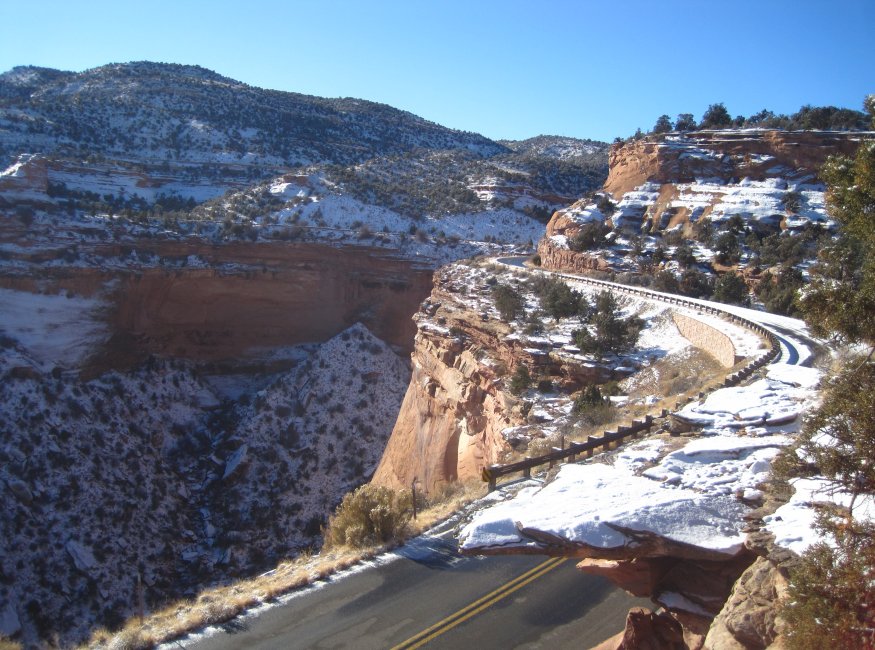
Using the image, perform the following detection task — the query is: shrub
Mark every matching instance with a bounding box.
[492,284,525,322]
[509,365,532,395]
[323,484,412,549]
[569,221,611,251]
[572,385,606,413]
[536,277,588,321]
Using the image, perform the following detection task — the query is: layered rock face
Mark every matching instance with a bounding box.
[603,129,865,198]
[371,271,520,492]
[0,239,433,371]
[370,262,622,494]
[539,129,869,276]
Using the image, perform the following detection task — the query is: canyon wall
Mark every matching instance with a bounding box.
[603,129,866,197]
[0,240,433,370]
[539,129,870,278]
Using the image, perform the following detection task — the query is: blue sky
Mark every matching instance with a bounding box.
[1,0,872,142]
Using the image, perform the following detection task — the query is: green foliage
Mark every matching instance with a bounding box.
[570,385,615,426]
[798,143,875,345]
[509,365,532,395]
[492,283,525,322]
[534,277,588,321]
[782,536,875,650]
[674,113,696,132]
[572,385,606,413]
[692,217,714,245]
[778,360,875,649]
[782,190,803,214]
[714,231,741,265]
[700,103,733,129]
[674,242,697,268]
[755,267,804,316]
[522,310,545,336]
[712,271,749,305]
[653,270,680,293]
[569,221,611,251]
[596,194,616,217]
[573,291,643,357]
[652,114,673,134]
[798,360,875,499]
[781,131,875,649]
[324,484,412,549]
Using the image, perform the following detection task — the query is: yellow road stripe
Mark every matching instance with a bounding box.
[391,557,567,650]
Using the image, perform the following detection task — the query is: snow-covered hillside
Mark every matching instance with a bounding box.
[0,323,409,647]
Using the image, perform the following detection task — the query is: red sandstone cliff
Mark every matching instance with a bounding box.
[603,129,866,197]
[0,239,433,370]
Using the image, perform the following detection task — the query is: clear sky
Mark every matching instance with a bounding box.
[0,0,872,143]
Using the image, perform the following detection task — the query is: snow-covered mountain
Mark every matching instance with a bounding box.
[0,321,409,647]
[0,62,607,218]
[0,61,502,168]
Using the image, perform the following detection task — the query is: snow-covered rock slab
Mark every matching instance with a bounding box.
[765,477,875,555]
[459,463,748,558]
[676,366,819,429]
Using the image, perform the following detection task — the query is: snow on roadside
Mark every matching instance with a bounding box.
[459,363,823,557]
[459,462,749,555]
[765,476,875,555]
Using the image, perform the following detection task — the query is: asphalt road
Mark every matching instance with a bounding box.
[495,256,814,366]
[183,533,650,649]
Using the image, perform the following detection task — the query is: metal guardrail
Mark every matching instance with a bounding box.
[482,416,654,492]
[482,263,783,491]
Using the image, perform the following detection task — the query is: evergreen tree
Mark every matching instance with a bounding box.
[492,284,525,323]
[675,113,697,132]
[675,242,697,268]
[652,114,673,134]
[780,121,875,648]
[509,365,532,395]
[712,271,748,305]
[714,231,741,265]
[538,278,588,321]
[573,291,643,357]
[797,141,875,344]
[700,103,733,129]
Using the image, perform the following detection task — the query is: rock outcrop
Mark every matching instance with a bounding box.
[603,129,866,198]
[0,239,433,371]
[371,262,621,494]
[538,129,870,278]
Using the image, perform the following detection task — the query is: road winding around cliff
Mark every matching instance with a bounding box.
[496,256,816,367]
[181,258,813,650]
[183,527,649,650]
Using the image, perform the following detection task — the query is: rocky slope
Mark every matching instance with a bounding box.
[0,62,607,231]
[538,129,871,296]
[372,258,765,495]
[0,316,410,647]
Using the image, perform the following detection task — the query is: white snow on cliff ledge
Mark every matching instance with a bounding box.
[460,364,823,556]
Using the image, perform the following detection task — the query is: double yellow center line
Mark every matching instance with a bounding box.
[390,556,567,650]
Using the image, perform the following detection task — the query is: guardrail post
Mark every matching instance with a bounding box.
[587,436,597,458]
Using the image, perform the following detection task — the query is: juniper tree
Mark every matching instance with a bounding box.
[780,127,875,648]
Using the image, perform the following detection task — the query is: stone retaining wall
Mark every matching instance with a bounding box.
[672,312,737,368]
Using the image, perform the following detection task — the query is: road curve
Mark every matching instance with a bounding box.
[496,256,818,366]
[180,532,649,649]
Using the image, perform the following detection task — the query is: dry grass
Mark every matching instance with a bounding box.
[83,481,485,650]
